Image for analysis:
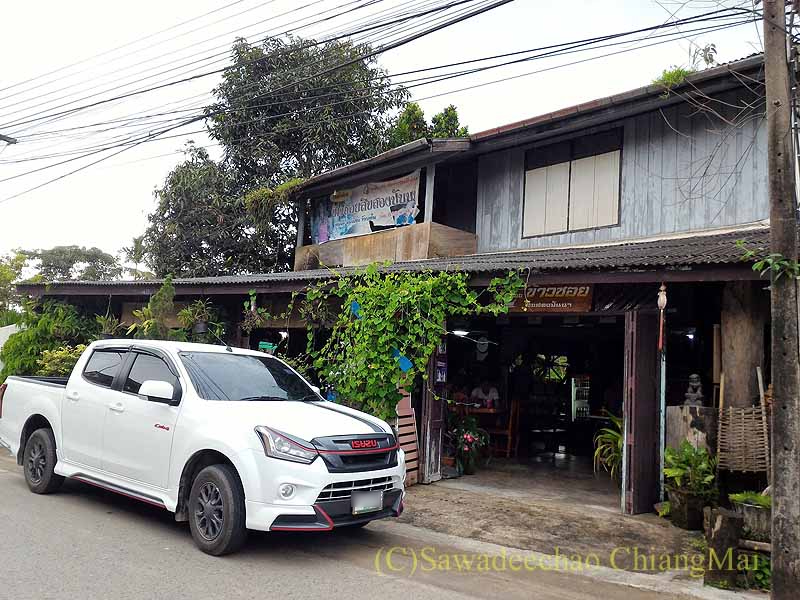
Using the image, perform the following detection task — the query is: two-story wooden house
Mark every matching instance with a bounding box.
[19,54,772,515]
[287,53,770,513]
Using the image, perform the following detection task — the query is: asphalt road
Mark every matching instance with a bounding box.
[0,450,711,600]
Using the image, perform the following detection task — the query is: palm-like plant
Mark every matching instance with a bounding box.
[593,412,623,480]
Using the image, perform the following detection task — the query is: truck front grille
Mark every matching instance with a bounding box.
[316,476,394,502]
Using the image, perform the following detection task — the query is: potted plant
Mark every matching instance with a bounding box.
[593,412,623,479]
[178,299,213,334]
[449,415,487,475]
[664,440,718,530]
[95,311,124,339]
[730,490,771,542]
[178,299,224,341]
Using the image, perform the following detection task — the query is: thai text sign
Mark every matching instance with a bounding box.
[510,284,594,313]
[310,170,420,243]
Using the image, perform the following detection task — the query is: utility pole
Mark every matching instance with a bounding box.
[763,1,800,597]
[0,133,17,145]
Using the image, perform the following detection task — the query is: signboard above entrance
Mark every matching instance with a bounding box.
[509,284,594,313]
[310,170,421,244]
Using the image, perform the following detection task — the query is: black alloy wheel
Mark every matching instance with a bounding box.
[188,464,247,555]
[194,481,224,541]
[23,428,64,494]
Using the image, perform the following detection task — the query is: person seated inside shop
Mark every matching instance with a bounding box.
[471,380,499,409]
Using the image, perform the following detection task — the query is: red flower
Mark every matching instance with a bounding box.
[463,445,470,452]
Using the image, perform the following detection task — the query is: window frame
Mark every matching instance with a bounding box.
[521,128,623,239]
[81,346,130,390]
[118,346,183,404]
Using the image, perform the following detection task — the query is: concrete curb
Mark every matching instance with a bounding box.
[373,521,765,600]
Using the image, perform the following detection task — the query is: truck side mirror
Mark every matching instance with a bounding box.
[139,380,178,406]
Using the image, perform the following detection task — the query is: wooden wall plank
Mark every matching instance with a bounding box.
[660,105,679,233]
[472,94,767,253]
[674,100,694,231]
[646,110,663,235]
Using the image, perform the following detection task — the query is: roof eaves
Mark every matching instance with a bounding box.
[291,138,432,196]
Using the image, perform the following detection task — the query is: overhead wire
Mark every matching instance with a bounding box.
[0,0,514,202]
[1,7,758,165]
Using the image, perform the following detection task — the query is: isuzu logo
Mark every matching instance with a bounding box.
[350,439,379,449]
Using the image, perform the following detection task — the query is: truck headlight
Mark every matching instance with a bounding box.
[255,426,318,464]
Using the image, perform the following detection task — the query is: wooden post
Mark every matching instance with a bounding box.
[720,281,766,408]
[764,2,800,595]
[703,507,744,590]
[424,164,436,224]
[295,199,306,249]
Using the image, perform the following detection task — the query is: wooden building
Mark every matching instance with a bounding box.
[18,54,772,515]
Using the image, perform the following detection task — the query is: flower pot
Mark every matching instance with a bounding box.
[732,502,771,542]
[667,489,706,530]
[462,455,477,475]
[192,321,209,335]
[99,332,114,340]
[442,456,456,468]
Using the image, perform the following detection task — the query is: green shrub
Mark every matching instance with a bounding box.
[593,412,623,479]
[664,440,717,499]
[127,275,186,341]
[653,66,695,93]
[0,309,21,327]
[36,344,87,376]
[0,301,99,381]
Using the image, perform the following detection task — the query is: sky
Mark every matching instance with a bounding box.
[0,0,763,261]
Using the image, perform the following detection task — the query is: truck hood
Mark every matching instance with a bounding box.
[210,400,389,442]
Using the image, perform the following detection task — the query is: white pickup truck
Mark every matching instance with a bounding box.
[0,340,405,555]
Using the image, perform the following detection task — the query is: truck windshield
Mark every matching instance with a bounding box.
[179,352,318,402]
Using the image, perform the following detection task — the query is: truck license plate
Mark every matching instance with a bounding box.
[351,490,383,515]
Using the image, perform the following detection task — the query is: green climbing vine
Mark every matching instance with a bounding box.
[737,240,800,281]
[239,265,523,421]
[302,265,523,421]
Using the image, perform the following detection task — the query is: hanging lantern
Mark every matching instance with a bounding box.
[657,284,667,311]
[657,283,667,352]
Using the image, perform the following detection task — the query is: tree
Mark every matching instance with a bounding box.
[140,36,409,277]
[430,104,469,138]
[0,252,26,312]
[207,36,408,188]
[387,103,469,148]
[122,235,153,280]
[24,246,121,281]
[141,146,284,277]
[387,102,429,147]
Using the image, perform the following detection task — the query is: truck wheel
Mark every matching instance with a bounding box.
[188,464,247,556]
[23,428,64,494]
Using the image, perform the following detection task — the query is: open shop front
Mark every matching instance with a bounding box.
[417,281,727,515]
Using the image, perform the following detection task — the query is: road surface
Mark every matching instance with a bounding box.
[0,450,719,600]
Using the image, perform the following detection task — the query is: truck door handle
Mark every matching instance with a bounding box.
[108,402,125,413]
[66,390,80,402]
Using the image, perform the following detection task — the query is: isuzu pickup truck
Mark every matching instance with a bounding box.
[0,340,405,555]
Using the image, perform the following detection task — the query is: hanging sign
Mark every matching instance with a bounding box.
[509,284,594,313]
[310,170,420,243]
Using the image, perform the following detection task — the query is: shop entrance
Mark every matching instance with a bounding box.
[431,311,632,512]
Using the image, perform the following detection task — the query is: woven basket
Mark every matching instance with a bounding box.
[717,406,770,473]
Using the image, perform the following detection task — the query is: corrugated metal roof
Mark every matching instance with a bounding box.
[17,226,768,294]
[293,55,765,198]
[470,54,763,141]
